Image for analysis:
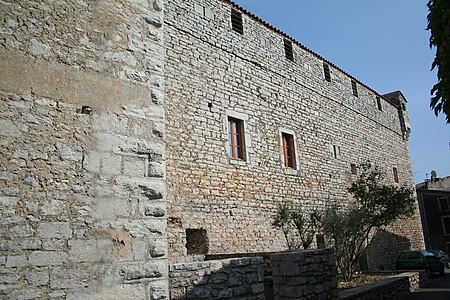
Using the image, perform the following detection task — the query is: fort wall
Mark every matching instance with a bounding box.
[0,0,167,298]
[164,0,423,265]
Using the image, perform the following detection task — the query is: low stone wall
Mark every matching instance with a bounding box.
[169,257,265,299]
[271,248,338,300]
[338,271,428,300]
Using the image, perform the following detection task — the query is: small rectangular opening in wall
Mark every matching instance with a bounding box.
[186,228,209,255]
[393,167,399,183]
[376,97,383,111]
[350,163,357,175]
[323,63,331,82]
[351,80,358,97]
[284,39,294,62]
[231,9,243,34]
[282,132,296,168]
[331,144,340,159]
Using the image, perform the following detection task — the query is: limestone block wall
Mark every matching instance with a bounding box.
[164,0,423,263]
[169,257,265,299]
[271,249,338,300]
[0,0,167,299]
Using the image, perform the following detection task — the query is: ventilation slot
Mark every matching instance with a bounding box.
[351,80,359,97]
[284,39,294,61]
[323,63,331,82]
[231,9,243,34]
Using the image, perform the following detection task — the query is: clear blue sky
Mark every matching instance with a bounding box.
[233,0,450,183]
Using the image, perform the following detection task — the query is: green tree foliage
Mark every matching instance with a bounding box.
[272,203,322,250]
[427,0,450,123]
[323,163,416,281]
[272,202,294,250]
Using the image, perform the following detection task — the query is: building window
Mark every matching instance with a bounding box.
[393,167,399,183]
[231,9,243,34]
[442,216,450,235]
[323,63,331,82]
[350,163,357,175]
[439,197,450,211]
[284,39,294,62]
[331,144,340,159]
[228,117,245,160]
[376,97,383,111]
[351,80,358,97]
[282,132,296,168]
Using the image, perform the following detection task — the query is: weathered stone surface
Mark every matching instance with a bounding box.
[37,222,72,239]
[164,0,423,265]
[271,249,338,300]
[169,257,265,299]
[0,0,166,298]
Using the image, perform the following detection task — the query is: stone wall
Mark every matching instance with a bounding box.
[169,257,265,299]
[164,0,424,264]
[0,0,167,299]
[270,249,338,300]
[338,271,428,300]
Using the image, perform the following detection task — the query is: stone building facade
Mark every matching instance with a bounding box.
[1,0,167,298]
[164,0,424,267]
[1,0,424,298]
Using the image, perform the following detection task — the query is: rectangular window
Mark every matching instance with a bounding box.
[442,216,450,235]
[231,9,243,34]
[393,167,399,183]
[351,163,357,175]
[439,197,450,211]
[351,80,358,97]
[284,39,294,62]
[282,132,296,168]
[376,97,383,111]
[323,63,331,82]
[331,144,340,159]
[228,117,245,160]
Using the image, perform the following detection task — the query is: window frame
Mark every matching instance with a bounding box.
[438,197,450,212]
[228,117,245,160]
[350,163,357,175]
[282,132,296,169]
[279,128,299,173]
[376,97,383,111]
[442,216,450,235]
[393,167,399,183]
[330,144,340,159]
[225,111,250,164]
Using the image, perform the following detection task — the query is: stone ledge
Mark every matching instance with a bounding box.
[338,271,427,300]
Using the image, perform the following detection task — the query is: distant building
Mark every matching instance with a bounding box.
[416,175,450,254]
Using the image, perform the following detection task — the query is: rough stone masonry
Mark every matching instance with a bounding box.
[164,0,424,269]
[1,0,425,298]
[0,0,167,299]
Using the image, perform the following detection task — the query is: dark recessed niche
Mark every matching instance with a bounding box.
[81,106,92,115]
[186,228,209,255]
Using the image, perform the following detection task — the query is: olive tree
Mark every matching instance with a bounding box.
[323,163,416,281]
[272,203,322,250]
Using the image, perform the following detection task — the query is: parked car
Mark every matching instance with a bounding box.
[396,250,445,275]
[428,250,450,269]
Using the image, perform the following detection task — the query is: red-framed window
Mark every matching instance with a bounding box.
[228,117,245,160]
[282,132,296,168]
